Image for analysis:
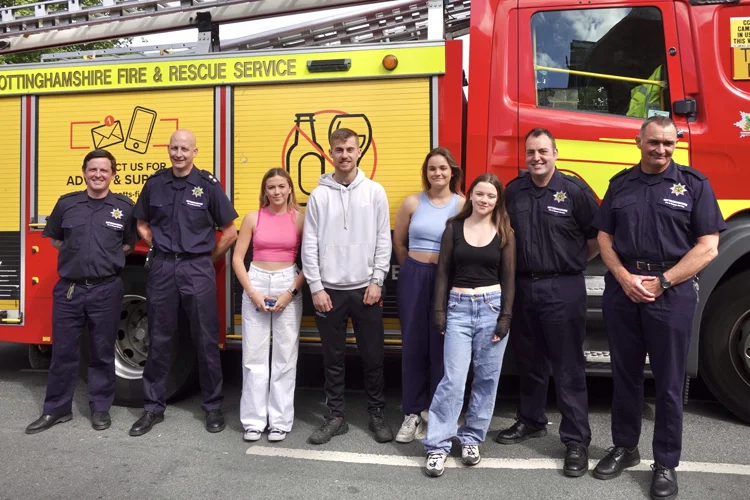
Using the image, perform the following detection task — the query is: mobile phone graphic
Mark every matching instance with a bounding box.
[124,106,157,154]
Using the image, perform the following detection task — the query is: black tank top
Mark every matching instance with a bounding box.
[452,219,502,288]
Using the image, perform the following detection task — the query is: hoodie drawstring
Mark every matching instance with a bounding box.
[340,187,352,230]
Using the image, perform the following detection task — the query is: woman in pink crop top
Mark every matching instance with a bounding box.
[232,168,305,443]
[391,147,465,443]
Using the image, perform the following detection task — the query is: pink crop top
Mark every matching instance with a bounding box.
[252,207,300,262]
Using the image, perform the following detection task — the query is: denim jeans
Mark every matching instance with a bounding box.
[423,290,509,454]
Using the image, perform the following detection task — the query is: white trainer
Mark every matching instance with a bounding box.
[461,445,481,466]
[243,429,262,442]
[395,414,422,443]
[425,453,447,477]
[267,429,287,442]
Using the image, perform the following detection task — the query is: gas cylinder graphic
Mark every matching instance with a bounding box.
[285,113,326,196]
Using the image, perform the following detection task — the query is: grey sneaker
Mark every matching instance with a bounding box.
[425,452,447,477]
[243,429,262,442]
[395,414,422,443]
[267,428,287,442]
[308,416,348,445]
[461,445,481,466]
[368,408,394,443]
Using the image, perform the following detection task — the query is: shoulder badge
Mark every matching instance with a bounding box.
[676,164,707,181]
[114,193,135,205]
[198,169,219,184]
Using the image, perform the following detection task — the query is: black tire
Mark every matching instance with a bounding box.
[699,270,750,423]
[28,344,51,370]
[80,264,198,408]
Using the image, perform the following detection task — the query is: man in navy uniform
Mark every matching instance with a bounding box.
[496,128,599,477]
[26,149,138,434]
[129,129,237,436]
[593,116,725,500]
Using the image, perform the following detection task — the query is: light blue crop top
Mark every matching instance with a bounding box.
[408,192,460,253]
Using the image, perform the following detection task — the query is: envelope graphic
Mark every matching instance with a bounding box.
[91,120,124,149]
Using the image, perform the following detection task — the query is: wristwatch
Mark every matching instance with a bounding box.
[287,287,299,297]
[658,273,672,290]
[371,278,384,287]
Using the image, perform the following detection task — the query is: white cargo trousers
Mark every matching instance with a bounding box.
[240,264,302,432]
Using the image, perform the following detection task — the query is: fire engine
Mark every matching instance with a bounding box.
[1,0,749,425]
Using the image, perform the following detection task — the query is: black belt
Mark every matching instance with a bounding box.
[155,251,210,260]
[517,272,580,280]
[70,275,118,286]
[622,258,677,272]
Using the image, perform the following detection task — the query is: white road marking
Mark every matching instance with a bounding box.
[245,447,750,476]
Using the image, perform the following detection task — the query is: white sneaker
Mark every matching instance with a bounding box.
[461,445,481,466]
[267,429,287,442]
[243,429,262,442]
[395,414,422,443]
[425,452,447,477]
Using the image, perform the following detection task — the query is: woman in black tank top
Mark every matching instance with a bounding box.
[422,173,516,477]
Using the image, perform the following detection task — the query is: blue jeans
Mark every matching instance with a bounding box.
[423,290,509,453]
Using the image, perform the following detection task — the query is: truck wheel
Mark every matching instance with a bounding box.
[80,265,197,408]
[28,344,51,370]
[700,270,750,423]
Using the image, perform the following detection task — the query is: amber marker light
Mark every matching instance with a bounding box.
[382,54,398,71]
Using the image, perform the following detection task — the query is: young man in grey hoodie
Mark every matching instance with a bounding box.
[302,127,394,444]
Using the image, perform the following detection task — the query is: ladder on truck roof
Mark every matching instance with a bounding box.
[0,0,411,54]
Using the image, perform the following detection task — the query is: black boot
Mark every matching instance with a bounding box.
[650,463,678,500]
[563,443,589,477]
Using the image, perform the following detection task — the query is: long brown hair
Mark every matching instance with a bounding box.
[421,147,463,193]
[450,173,511,248]
[259,168,301,212]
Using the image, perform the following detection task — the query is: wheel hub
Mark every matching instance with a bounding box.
[115,294,149,380]
[732,309,750,382]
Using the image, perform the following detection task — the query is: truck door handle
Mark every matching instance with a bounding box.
[673,98,697,122]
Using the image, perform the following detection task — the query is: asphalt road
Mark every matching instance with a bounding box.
[1,342,748,500]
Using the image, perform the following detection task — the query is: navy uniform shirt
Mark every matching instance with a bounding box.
[594,161,727,262]
[506,168,599,275]
[133,167,238,254]
[43,191,138,281]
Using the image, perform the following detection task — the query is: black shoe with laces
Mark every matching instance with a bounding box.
[91,411,111,431]
[308,416,349,445]
[494,420,547,444]
[563,443,589,477]
[650,463,678,500]
[205,409,225,433]
[593,446,640,480]
[368,408,394,443]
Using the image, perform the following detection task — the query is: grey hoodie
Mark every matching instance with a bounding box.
[302,169,392,293]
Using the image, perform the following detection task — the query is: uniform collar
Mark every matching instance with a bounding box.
[519,167,564,193]
[76,190,117,206]
[166,167,200,186]
[630,160,677,185]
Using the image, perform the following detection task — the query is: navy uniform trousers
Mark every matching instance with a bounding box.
[44,278,124,416]
[511,273,591,446]
[602,270,697,468]
[143,254,223,413]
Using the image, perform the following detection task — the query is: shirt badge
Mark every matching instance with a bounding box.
[553,191,568,203]
[192,186,204,198]
[670,183,687,196]
[110,208,123,220]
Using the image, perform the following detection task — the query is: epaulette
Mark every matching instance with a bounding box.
[676,164,707,181]
[114,193,135,205]
[505,171,528,187]
[60,190,84,199]
[609,167,632,181]
[561,173,591,192]
[198,168,219,184]
[149,167,169,177]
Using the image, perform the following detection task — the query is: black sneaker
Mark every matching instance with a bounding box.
[368,408,394,443]
[308,416,348,445]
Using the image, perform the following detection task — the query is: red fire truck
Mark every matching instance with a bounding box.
[0,0,749,424]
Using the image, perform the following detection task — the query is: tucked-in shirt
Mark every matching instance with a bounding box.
[505,169,599,274]
[594,161,726,262]
[133,167,238,254]
[43,191,138,280]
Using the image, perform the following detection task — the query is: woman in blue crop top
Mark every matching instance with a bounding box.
[422,173,516,477]
[392,147,465,444]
